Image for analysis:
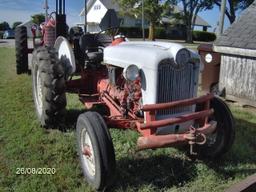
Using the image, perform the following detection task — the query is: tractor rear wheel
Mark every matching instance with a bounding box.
[15,26,29,74]
[76,112,116,191]
[32,46,66,128]
[196,97,235,159]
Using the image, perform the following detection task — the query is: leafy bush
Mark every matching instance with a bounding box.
[0,31,3,39]
[119,27,148,38]
[119,27,168,39]
[155,27,166,39]
[192,30,216,42]
[119,27,216,41]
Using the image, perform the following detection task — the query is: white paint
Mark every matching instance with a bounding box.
[214,45,256,58]
[205,53,213,63]
[104,41,200,105]
[87,0,108,24]
[54,37,76,77]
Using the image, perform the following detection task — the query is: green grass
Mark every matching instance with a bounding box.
[0,47,256,192]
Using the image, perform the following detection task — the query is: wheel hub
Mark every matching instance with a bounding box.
[83,145,92,157]
[35,70,43,116]
[81,129,96,177]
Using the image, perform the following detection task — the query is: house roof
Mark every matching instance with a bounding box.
[214,0,256,50]
[100,0,119,10]
[194,16,211,27]
[80,0,119,16]
[162,5,211,27]
[162,15,211,27]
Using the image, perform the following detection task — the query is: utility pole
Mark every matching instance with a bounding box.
[218,0,226,36]
[84,0,87,33]
[44,0,49,22]
[142,0,145,41]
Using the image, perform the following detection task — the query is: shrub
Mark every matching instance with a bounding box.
[0,31,3,39]
[119,27,216,41]
[155,27,166,39]
[119,27,147,38]
[119,26,169,39]
[192,30,216,42]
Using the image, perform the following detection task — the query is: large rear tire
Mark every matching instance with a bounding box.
[196,97,235,158]
[76,112,116,191]
[32,46,66,128]
[15,26,29,74]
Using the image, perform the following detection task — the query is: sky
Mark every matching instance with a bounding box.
[0,0,231,31]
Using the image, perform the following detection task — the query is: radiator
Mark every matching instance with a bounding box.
[157,59,198,116]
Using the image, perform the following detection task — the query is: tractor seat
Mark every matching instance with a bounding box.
[79,34,112,63]
[87,52,103,62]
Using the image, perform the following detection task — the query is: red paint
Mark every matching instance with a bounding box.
[139,109,214,130]
[142,93,214,111]
[83,145,92,157]
[137,122,217,150]
[111,36,126,46]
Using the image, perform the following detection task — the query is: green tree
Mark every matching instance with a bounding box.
[213,0,254,24]
[0,21,10,31]
[115,0,176,40]
[12,21,23,29]
[176,0,214,43]
[31,13,45,25]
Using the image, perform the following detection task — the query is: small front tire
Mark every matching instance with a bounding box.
[76,112,116,191]
[196,97,235,158]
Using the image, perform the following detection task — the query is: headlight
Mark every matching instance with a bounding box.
[175,48,191,67]
[123,65,140,81]
[205,53,213,63]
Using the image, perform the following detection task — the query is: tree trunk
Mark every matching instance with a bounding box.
[148,22,155,41]
[228,0,236,23]
[186,19,193,43]
[214,0,236,24]
[186,27,193,43]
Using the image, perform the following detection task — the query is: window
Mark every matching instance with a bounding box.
[94,4,101,10]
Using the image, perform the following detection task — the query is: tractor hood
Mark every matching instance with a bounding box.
[103,41,185,70]
[104,41,201,106]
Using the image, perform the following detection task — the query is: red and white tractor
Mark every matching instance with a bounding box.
[15,1,235,191]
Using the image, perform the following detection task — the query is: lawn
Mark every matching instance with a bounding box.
[0,47,255,192]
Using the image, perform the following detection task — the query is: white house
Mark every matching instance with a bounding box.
[79,0,147,33]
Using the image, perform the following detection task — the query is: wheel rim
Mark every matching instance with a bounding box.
[81,128,96,177]
[206,131,218,146]
[205,116,224,147]
[35,69,43,116]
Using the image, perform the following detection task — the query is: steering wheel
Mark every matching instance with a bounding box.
[95,27,120,40]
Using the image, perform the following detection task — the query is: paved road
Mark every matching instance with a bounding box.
[0,39,34,48]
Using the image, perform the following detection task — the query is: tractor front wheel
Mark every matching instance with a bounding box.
[32,46,66,128]
[196,97,235,159]
[76,112,116,191]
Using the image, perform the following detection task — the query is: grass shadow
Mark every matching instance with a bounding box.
[61,105,109,131]
[205,117,256,178]
[113,155,197,190]
[60,109,87,131]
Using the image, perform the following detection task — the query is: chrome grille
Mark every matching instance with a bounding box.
[157,59,197,115]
